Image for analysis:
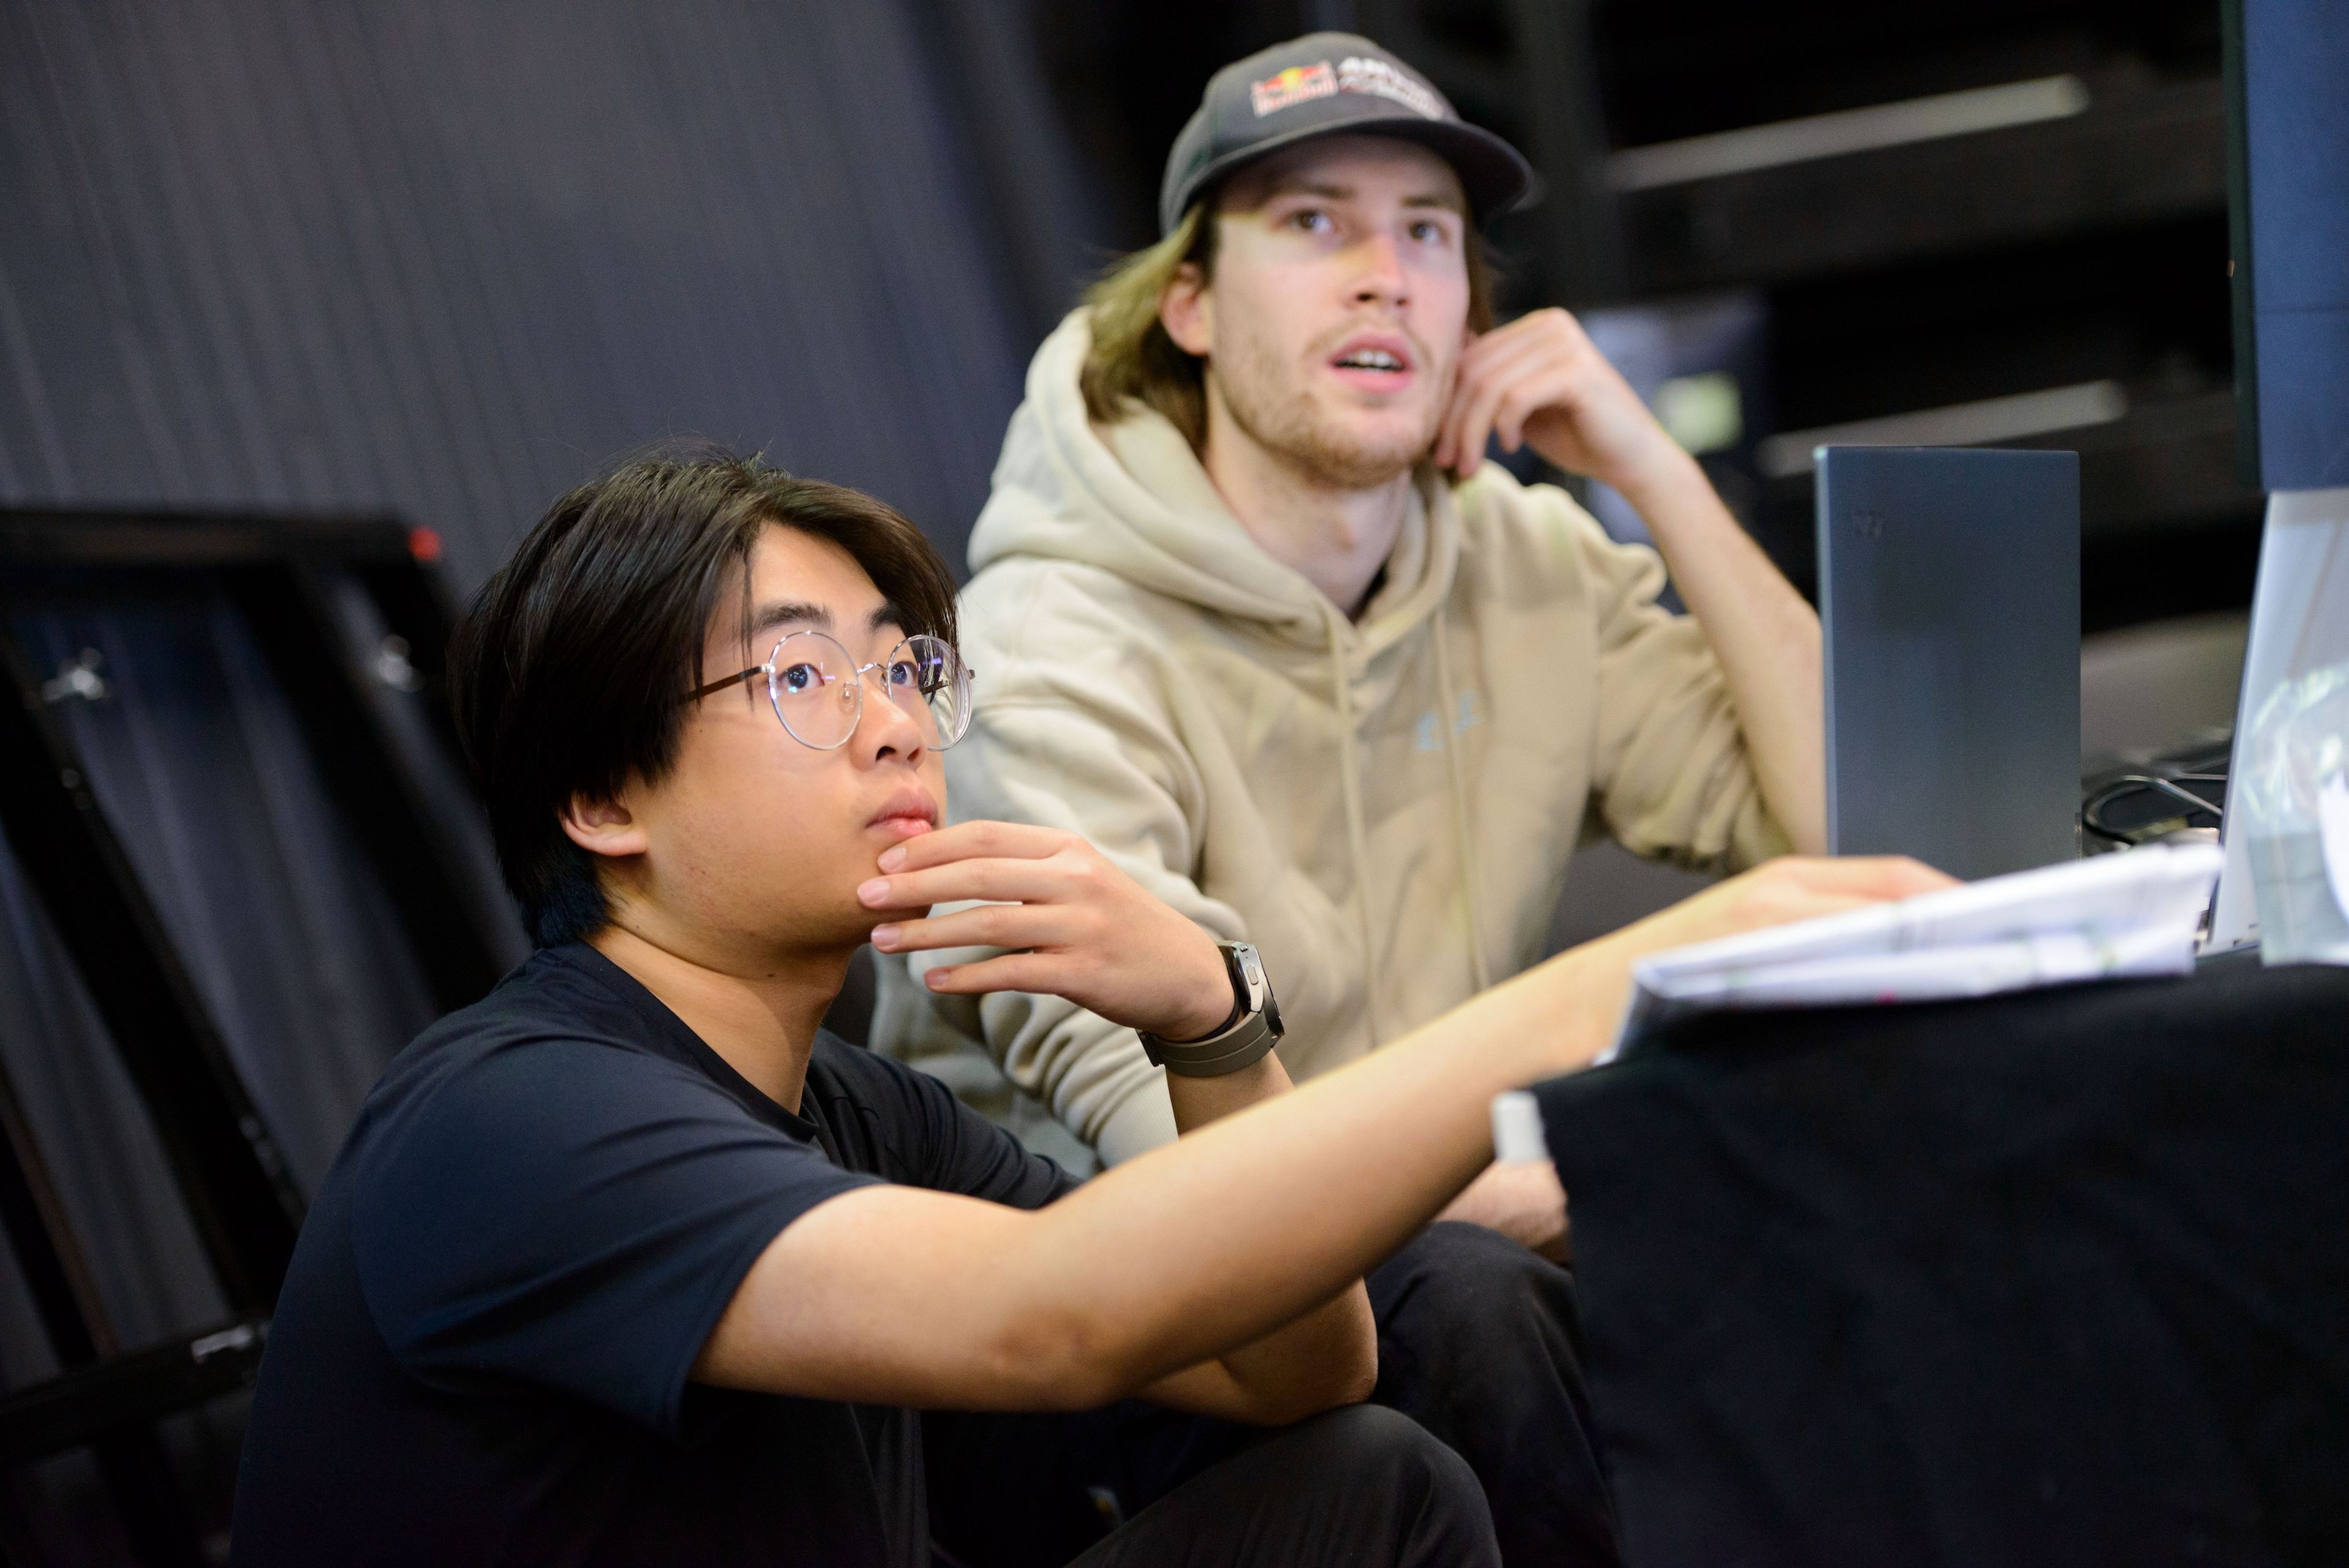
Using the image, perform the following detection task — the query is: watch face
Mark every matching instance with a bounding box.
[1263,990,1285,1039]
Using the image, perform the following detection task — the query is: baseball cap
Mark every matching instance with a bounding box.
[1158,32,1537,235]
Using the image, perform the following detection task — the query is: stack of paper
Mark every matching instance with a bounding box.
[1606,842,2226,1059]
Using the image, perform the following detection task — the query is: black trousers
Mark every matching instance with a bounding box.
[926,1222,1620,1568]
[1063,1405,1495,1568]
[1366,1221,1620,1568]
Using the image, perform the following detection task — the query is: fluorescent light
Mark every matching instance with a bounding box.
[1609,75,2091,191]
[1756,381,2129,479]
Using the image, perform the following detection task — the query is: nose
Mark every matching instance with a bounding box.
[850,663,928,763]
[1349,230,1409,308]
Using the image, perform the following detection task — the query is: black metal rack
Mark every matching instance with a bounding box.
[0,509,510,1565]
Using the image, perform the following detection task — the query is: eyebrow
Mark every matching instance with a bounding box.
[744,599,905,642]
[1258,177,1466,215]
[1268,177,1354,202]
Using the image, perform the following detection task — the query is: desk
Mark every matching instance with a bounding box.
[1535,963,2349,1568]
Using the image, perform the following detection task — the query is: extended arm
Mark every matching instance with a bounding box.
[695,852,1948,1414]
[1435,308,1826,853]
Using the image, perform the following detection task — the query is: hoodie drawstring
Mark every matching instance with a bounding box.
[1323,604,1387,1047]
[1326,603,1491,1046]
[1432,608,1493,993]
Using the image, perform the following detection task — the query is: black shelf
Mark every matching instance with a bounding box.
[1619,69,2223,293]
[0,1321,268,1469]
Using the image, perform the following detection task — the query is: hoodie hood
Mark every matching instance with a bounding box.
[968,309,1461,658]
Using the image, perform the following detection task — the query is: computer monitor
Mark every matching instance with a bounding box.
[2225,0,2349,493]
[2205,0,2349,949]
[1817,445,2082,880]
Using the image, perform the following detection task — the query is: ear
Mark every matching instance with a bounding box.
[559,791,650,861]
[1159,261,1213,358]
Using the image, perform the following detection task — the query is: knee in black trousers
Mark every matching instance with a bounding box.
[929,1223,1618,1568]
[1069,1404,1498,1568]
[1368,1221,1623,1568]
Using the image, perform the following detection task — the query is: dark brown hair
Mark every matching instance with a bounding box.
[1080,191,1499,449]
[448,447,959,946]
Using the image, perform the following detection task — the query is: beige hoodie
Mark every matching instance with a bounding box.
[873,310,1787,1165]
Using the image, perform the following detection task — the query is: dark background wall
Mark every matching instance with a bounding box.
[0,0,1086,586]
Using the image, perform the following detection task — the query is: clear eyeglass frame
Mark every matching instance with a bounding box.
[683,630,973,751]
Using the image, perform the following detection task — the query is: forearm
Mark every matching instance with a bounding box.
[1136,1281,1375,1423]
[1153,1053,1379,1422]
[1439,305,1822,850]
[1164,1050,1289,1134]
[1620,451,1827,854]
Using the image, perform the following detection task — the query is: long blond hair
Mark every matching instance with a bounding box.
[1079,199,1499,451]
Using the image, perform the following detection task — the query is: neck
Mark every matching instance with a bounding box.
[1198,389,1415,620]
[587,916,850,1115]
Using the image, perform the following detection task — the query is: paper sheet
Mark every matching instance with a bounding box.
[2320,776,2349,926]
[1605,843,2225,1059]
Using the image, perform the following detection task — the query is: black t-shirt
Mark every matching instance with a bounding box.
[231,944,1077,1568]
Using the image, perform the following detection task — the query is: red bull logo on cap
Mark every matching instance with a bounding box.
[1250,61,1337,117]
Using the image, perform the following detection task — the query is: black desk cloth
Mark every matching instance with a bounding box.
[1535,961,2349,1568]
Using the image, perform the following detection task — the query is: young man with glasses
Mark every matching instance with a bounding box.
[230,452,1935,1567]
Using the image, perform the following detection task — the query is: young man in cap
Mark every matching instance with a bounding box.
[229,453,1935,1567]
[874,31,1828,1565]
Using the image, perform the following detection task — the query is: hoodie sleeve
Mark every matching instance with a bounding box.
[871,581,1241,1167]
[1570,505,1791,873]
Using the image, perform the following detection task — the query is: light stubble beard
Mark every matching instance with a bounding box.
[1210,325,1450,492]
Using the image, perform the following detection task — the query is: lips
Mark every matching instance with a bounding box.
[866,786,939,838]
[1325,330,1419,395]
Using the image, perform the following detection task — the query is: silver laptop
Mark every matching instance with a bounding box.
[1816,446,2081,880]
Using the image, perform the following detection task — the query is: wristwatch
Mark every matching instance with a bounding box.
[1137,942,1285,1077]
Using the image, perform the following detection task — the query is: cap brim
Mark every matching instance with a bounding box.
[1161,116,1537,235]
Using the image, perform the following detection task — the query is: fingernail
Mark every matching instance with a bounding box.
[878,847,907,872]
[870,924,898,950]
[856,878,889,906]
[924,968,948,989]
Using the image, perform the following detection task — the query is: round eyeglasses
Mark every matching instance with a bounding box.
[685,631,973,751]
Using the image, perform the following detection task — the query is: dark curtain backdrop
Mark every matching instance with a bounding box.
[0,0,1107,582]
[0,1,1111,1558]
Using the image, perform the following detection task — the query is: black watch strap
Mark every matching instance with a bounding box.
[1138,942,1285,1078]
